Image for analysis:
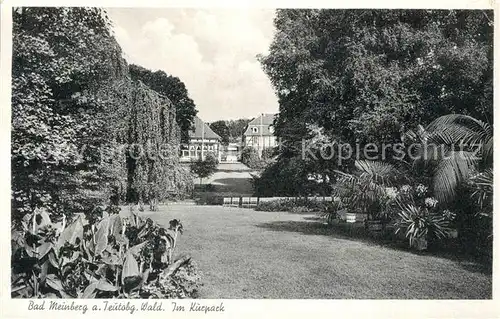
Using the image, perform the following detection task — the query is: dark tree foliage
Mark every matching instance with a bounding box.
[11,7,128,220]
[209,120,230,145]
[227,119,251,142]
[256,9,493,196]
[129,64,198,143]
[261,9,492,148]
[207,119,251,143]
[117,81,184,207]
[11,7,193,222]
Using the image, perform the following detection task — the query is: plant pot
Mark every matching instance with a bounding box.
[448,229,458,239]
[366,220,383,231]
[412,237,428,251]
[345,212,357,224]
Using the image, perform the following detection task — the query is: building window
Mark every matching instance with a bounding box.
[251,126,258,133]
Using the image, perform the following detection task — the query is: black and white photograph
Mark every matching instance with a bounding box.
[4,1,496,312]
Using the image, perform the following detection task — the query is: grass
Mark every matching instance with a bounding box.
[142,205,491,299]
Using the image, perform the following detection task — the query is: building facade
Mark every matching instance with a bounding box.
[179,116,221,162]
[243,113,278,156]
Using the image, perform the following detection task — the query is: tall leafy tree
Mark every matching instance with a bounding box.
[209,121,230,145]
[257,9,493,196]
[190,153,218,185]
[11,8,193,221]
[11,7,127,219]
[227,119,251,142]
[123,81,183,209]
[261,9,492,148]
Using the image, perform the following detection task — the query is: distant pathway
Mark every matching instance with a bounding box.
[146,205,491,299]
[197,162,256,195]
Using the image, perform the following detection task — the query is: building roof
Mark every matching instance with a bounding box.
[244,113,277,136]
[189,116,221,140]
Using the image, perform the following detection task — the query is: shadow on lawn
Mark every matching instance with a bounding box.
[256,220,385,246]
[216,168,254,173]
[210,178,254,193]
[302,216,323,221]
[255,219,492,275]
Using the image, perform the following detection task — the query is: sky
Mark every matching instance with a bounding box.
[107,8,279,122]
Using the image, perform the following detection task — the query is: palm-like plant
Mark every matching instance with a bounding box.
[469,168,493,217]
[395,201,450,248]
[405,114,492,203]
[332,160,404,219]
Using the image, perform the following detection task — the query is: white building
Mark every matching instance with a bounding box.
[243,113,278,156]
[179,116,221,162]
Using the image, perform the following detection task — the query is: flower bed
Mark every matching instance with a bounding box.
[255,198,327,213]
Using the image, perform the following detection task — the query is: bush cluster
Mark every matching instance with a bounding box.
[255,198,326,213]
[241,147,274,170]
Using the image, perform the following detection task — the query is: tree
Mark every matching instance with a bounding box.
[240,147,261,168]
[262,10,492,148]
[120,81,183,210]
[11,8,193,221]
[261,147,276,160]
[11,7,128,220]
[227,119,251,142]
[209,120,230,145]
[190,153,218,185]
[129,64,198,143]
[257,9,493,196]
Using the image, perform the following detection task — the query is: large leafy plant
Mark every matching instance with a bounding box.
[11,207,200,298]
[331,160,404,220]
[404,114,493,204]
[395,202,450,248]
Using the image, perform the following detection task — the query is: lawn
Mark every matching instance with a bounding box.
[144,205,492,299]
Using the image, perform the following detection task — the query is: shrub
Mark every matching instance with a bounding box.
[255,198,326,213]
[241,147,262,169]
[261,147,276,160]
[390,183,458,249]
[190,153,218,184]
[252,157,328,197]
[394,202,451,249]
[11,206,201,298]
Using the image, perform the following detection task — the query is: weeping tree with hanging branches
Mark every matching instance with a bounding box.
[124,81,188,210]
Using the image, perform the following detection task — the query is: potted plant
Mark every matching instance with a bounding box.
[321,200,343,225]
[366,187,399,232]
[395,201,450,251]
[442,209,458,238]
[332,161,405,229]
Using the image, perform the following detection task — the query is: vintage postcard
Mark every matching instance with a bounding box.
[1,0,498,318]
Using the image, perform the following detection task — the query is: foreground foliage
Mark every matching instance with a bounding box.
[11,207,201,298]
